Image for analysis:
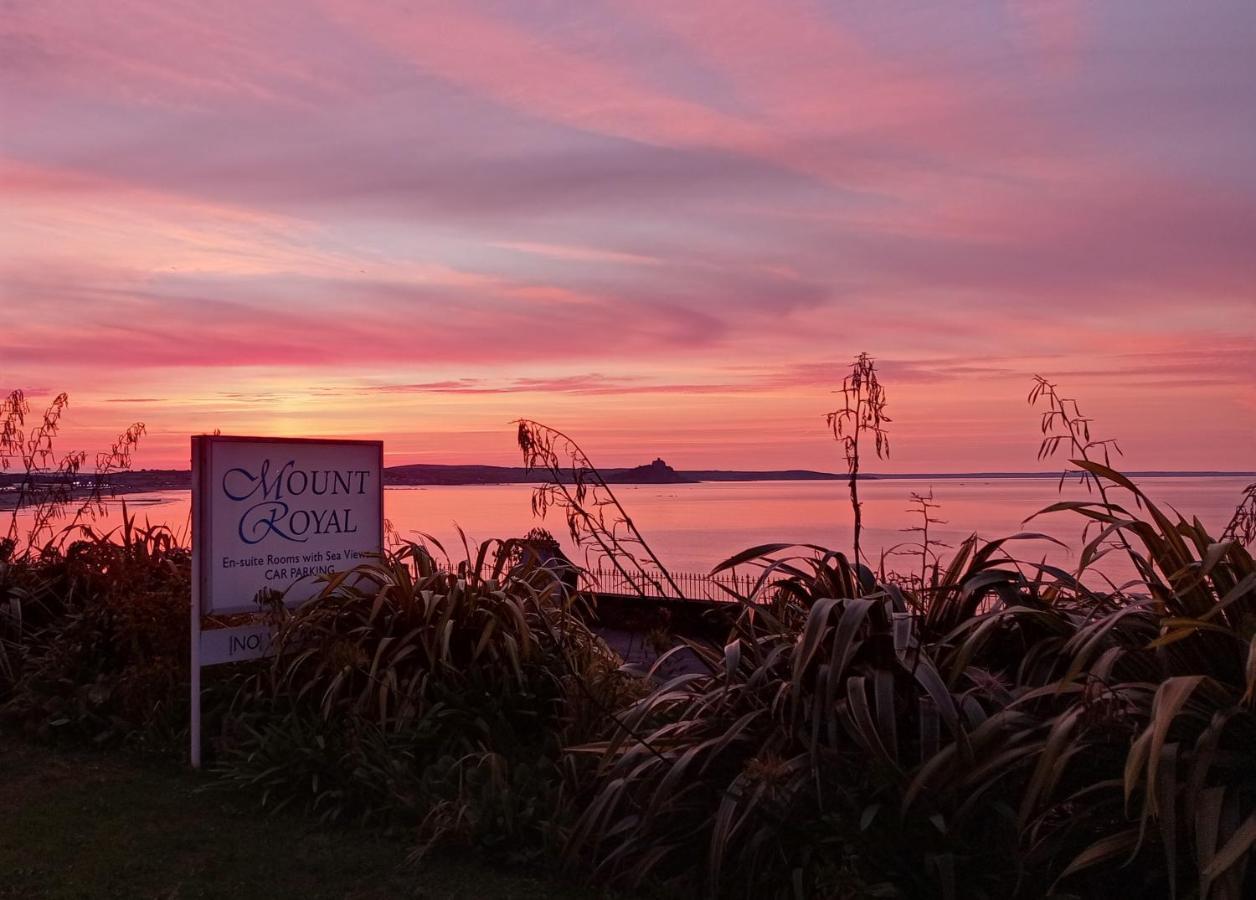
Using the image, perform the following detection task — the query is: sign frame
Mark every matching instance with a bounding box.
[189,434,384,767]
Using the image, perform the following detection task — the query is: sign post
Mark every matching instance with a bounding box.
[190,435,384,768]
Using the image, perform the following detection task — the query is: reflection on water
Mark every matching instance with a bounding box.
[10,477,1248,582]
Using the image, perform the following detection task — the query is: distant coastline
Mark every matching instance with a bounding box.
[2,460,1252,510]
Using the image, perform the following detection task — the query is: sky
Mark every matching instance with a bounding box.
[2,1,1253,473]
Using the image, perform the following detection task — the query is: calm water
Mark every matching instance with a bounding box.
[14,476,1249,578]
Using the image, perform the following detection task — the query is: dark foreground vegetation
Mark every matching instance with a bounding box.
[2,371,1254,898]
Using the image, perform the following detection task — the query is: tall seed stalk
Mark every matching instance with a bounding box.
[515,419,681,598]
[1029,375,1123,500]
[1223,482,1256,547]
[899,489,949,594]
[1,388,145,552]
[827,352,890,568]
[1028,375,1138,572]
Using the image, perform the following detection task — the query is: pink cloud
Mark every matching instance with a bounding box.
[2,2,1253,472]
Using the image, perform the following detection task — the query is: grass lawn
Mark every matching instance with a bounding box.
[0,738,599,900]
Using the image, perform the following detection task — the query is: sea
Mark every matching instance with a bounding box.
[11,476,1250,582]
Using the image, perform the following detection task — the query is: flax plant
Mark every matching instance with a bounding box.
[562,378,1255,899]
[219,539,629,838]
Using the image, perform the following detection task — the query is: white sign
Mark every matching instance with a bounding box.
[189,434,384,768]
[193,435,383,615]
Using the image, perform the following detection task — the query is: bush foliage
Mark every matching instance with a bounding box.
[215,539,633,857]
[1,516,190,749]
[563,462,1256,898]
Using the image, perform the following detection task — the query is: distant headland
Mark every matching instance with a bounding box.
[2,460,1253,509]
[385,458,849,485]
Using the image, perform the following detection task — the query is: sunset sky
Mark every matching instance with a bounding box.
[2,1,1253,473]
